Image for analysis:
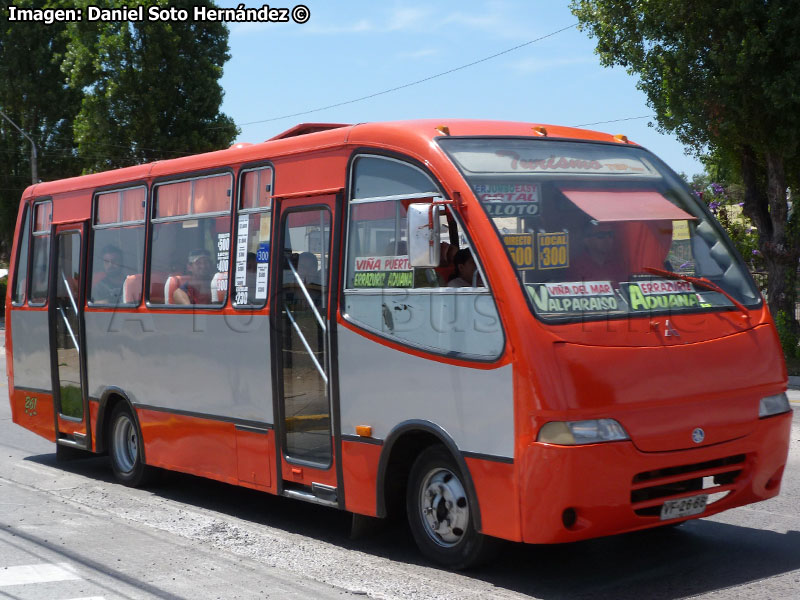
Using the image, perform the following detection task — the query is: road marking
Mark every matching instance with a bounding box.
[0,562,80,586]
[64,597,106,600]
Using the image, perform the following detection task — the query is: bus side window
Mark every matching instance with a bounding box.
[29,201,52,305]
[90,187,147,306]
[149,174,233,306]
[12,205,31,304]
[233,166,272,308]
[343,155,503,360]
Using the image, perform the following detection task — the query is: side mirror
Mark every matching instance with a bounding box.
[407,203,441,268]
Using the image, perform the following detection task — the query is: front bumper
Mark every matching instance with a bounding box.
[519,410,792,543]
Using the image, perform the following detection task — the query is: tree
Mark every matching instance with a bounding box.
[62,0,239,172]
[0,0,82,252]
[571,0,800,330]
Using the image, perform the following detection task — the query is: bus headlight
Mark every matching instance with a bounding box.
[759,393,791,418]
[537,419,629,445]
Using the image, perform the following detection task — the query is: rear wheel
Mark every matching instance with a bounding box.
[406,446,497,569]
[109,404,152,486]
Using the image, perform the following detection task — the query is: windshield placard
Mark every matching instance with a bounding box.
[622,280,699,312]
[502,234,536,270]
[529,281,620,314]
[537,232,569,270]
[353,255,414,288]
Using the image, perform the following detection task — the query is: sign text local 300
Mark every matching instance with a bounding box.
[537,232,569,270]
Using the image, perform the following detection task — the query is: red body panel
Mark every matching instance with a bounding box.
[137,408,238,485]
[519,411,791,543]
[235,429,275,492]
[10,389,55,442]
[465,457,522,541]
[90,400,100,451]
[341,440,382,516]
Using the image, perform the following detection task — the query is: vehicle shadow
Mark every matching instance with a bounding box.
[27,453,800,599]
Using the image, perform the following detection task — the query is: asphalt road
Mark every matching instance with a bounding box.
[1,330,798,599]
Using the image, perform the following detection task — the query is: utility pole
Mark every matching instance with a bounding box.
[0,108,38,185]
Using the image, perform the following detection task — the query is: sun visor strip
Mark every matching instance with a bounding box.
[560,189,697,222]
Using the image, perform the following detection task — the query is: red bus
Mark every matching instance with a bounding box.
[6,120,792,568]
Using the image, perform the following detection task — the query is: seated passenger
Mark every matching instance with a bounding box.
[448,248,480,287]
[92,245,126,304]
[173,248,214,305]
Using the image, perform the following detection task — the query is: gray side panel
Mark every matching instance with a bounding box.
[10,309,52,391]
[337,326,514,458]
[84,312,272,423]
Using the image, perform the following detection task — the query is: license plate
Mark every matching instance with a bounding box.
[660,493,708,521]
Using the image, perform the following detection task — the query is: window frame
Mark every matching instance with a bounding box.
[438,135,764,324]
[145,169,235,309]
[342,150,505,363]
[232,163,274,310]
[88,183,149,308]
[27,198,53,307]
[11,202,31,307]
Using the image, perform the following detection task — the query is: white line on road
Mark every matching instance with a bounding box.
[0,562,81,586]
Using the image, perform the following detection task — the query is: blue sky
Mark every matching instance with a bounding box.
[217,1,704,177]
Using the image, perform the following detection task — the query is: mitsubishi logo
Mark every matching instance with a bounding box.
[692,428,705,444]
[664,319,680,337]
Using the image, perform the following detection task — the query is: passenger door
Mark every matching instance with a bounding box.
[48,222,91,450]
[271,194,341,506]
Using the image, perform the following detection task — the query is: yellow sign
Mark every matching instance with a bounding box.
[502,233,536,270]
[537,232,569,270]
[673,220,690,241]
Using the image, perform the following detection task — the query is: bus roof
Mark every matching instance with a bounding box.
[22,119,637,199]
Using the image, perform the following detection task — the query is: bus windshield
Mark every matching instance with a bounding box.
[439,138,761,322]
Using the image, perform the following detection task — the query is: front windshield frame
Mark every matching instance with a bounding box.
[438,136,762,324]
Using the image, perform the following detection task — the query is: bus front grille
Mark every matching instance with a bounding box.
[630,454,746,517]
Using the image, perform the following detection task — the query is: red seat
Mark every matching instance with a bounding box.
[164,275,189,304]
[122,274,142,304]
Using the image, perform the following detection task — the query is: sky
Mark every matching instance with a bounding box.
[216,1,705,178]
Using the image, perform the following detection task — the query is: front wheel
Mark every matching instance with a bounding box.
[406,446,497,569]
[109,404,152,487]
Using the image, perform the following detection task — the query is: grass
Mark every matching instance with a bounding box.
[59,385,83,419]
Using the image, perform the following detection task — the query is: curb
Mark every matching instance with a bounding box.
[788,376,800,390]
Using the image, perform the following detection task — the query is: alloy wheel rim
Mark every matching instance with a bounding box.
[418,467,469,547]
[112,415,137,474]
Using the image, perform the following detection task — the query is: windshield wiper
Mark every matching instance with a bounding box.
[642,267,750,318]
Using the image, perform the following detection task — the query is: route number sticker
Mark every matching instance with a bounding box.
[537,232,569,270]
[502,234,535,270]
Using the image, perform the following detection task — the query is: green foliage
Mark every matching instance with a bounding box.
[0,0,82,252]
[688,175,764,280]
[774,310,799,361]
[62,0,239,172]
[0,0,239,253]
[0,276,6,313]
[571,0,800,331]
[570,1,800,157]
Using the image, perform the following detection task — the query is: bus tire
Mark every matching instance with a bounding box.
[109,403,152,487]
[406,446,496,569]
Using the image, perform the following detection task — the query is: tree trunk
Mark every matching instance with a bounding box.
[741,147,799,330]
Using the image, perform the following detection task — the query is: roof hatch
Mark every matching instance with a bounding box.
[267,123,351,141]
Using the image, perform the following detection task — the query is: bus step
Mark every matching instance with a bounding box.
[283,482,338,507]
[57,432,87,447]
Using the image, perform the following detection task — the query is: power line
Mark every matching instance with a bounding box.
[234,22,580,127]
[571,115,654,128]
